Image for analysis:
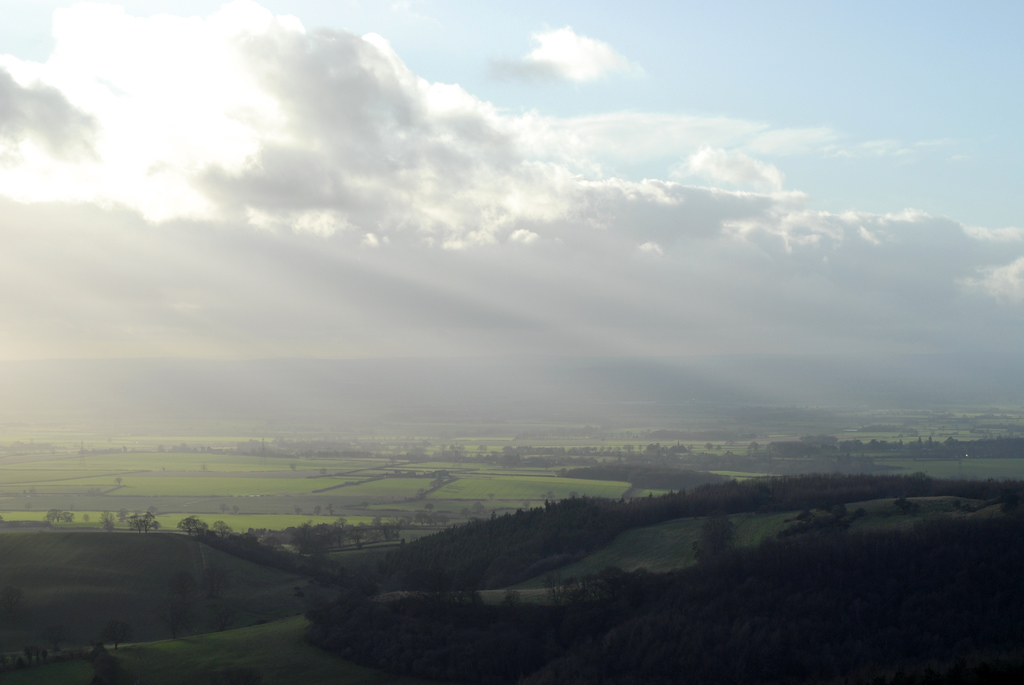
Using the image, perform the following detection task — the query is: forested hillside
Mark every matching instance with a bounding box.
[379,473,1014,590]
[311,511,1024,684]
[306,475,1024,684]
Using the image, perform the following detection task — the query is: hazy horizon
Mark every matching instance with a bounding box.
[1,354,1022,431]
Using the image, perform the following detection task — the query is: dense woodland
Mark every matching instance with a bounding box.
[304,474,1024,684]
[377,473,1013,590]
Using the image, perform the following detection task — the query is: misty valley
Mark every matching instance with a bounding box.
[4,399,1024,684]
[1,0,1022,682]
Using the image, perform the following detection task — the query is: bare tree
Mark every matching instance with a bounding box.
[167,571,199,599]
[349,525,367,549]
[176,516,208,537]
[127,512,158,533]
[205,564,230,599]
[101,619,133,650]
[157,596,194,639]
[210,603,236,632]
[42,624,67,652]
[0,586,24,613]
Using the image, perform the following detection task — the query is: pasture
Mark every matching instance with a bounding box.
[5,412,1024,539]
[1,617,439,685]
[0,445,640,533]
[431,476,630,502]
[0,532,306,648]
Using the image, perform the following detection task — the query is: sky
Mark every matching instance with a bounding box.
[0,1,1022,362]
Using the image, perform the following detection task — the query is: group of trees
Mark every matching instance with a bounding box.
[176,513,400,557]
[176,515,233,538]
[157,571,198,639]
[126,512,159,533]
[44,509,74,523]
[39,508,164,532]
[290,518,400,556]
[0,613,132,674]
[156,565,233,639]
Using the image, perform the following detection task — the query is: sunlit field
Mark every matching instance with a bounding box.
[5,408,1024,537]
[1,616,438,685]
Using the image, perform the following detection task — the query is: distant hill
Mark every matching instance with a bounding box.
[3,353,1024,428]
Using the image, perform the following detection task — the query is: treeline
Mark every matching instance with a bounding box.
[559,465,729,491]
[380,473,1016,590]
[850,656,1024,685]
[309,513,1024,685]
[198,529,349,587]
[784,435,1024,459]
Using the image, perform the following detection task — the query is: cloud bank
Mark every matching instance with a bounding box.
[0,1,1020,362]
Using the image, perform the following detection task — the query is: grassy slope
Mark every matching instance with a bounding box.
[1,617,440,685]
[0,532,306,648]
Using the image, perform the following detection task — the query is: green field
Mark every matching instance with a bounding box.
[0,532,306,648]
[432,476,629,501]
[1,452,344,473]
[64,474,356,497]
[0,510,379,531]
[5,415,1024,540]
[1,617,440,685]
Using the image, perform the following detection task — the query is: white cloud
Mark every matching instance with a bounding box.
[509,229,539,244]
[962,225,1024,242]
[962,257,1024,302]
[514,113,840,177]
[858,226,882,246]
[490,26,643,83]
[677,146,785,190]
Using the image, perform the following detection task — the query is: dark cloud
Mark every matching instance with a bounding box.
[0,67,96,160]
